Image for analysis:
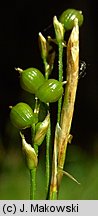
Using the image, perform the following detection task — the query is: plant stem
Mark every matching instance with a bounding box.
[43,57,51,198]
[30,168,36,200]
[44,59,49,80]
[46,117,51,197]
[29,125,37,200]
[30,99,39,200]
[57,19,79,189]
[57,42,63,123]
[49,41,64,199]
[49,124,58,200]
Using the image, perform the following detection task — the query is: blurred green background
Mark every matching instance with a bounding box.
[0,129,98,199]
[0,0,98,199]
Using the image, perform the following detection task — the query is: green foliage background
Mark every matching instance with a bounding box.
[0,125,98,199]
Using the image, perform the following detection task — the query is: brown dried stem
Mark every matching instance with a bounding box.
[57,18,79,189]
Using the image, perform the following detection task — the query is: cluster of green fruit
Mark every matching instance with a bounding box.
[10,8,83,130]
[10,67,63,129]
[20,67,63,103]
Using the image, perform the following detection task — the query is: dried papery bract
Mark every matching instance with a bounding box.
[39,32,48,60]
[20,132,38,169]
[33,113,50,146]
[53,16,64,43]
[57,18,79,188]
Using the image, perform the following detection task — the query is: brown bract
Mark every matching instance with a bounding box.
[57,18,79,189]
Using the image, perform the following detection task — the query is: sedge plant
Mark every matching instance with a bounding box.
[9,8,84,200]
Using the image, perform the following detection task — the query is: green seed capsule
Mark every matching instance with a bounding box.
[59,9,84,31]
[20,67,45,94]
[36,79,63,103]
[10,102,35,129]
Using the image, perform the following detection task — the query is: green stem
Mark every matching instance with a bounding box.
[57,42,64,123]
[43,57,51,198]
[30,168,36,200]
[31,124,35,144]
[46,118,51,197]
[43,59,49,80]
[50,191,57,200]
[49,124,58,200]
[30,110,38,199]
[34,144,38,156]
